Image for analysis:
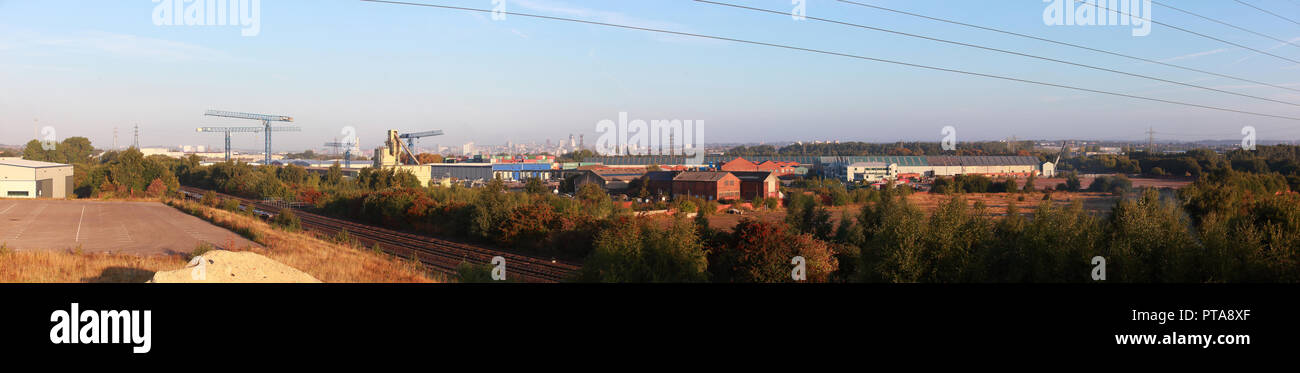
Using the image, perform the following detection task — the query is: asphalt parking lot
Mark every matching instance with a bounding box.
[0,199,259,255]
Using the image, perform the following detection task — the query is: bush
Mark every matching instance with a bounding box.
[455,261,498,283]
[189,242,215,260]
[219,198,242,212]
[578,218,709,282]
[1088,175,1132,195]
[710,218,838,283]
[201,191,219,207]
[272,209,302,232]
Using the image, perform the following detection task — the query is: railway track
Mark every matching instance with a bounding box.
[179,186,580,283]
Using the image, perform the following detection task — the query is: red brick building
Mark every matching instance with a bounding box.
[730,171,780,200]
[642,171,681,196]
[720,157,799,176]
[672,171,741,201]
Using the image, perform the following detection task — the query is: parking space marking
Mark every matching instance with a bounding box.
[75,206,86,241]
[9,204,47,240]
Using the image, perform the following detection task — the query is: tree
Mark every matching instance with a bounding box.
[1107,189,1198,282]
[277,164,308,185]
[578,218,709,282]
[496,201,555,251]
[524,178,546,194]
[1022,173,1036,192]
[146,178,167,198]
[1065,172,1082,192]
[416,153,444,164]
[710,219,838,283]
[325,162,343,186]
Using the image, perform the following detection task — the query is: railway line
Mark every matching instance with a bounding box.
[179,186,580,283]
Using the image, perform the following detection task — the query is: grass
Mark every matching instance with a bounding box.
[0,250,187,283]
[165,199,441,283]
[0,200,442,283]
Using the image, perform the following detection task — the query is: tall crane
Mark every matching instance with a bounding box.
[398,130,444,151]
[197,126,302,162]
[323,139,359,168]
[204,110,295,165]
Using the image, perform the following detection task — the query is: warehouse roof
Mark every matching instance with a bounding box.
[729,171,777,181]
[643,171,681,181]
[927,156,1040,166]
[673,171,735,182]
[822,156,929,166]
[0,159,70,168]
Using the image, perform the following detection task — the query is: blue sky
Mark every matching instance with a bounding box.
[2,0,1299,152]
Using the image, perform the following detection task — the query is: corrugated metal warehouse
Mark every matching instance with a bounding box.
[492,163,555,181]
[429,163,493,181]
[0,159,74,198]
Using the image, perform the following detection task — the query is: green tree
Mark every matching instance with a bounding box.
[578,218,709,282]
[524,177,546,194]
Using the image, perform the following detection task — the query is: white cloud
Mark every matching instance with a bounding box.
[1158,48,1229,63]
[511,0,703,43]
[2,31,230,62]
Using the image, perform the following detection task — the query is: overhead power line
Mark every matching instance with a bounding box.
[698,0,1300,108]
[1153,0,1300,49]
[1068,0,1300,65]
[358,0,1300,122]
[1234,0,1300,27]
[835,0,1300,94]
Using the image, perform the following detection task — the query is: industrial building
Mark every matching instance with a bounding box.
[720,157,802,176]
[430,163,493,182]
[672,171,741,201]
[492,163,556,181]
[830,162,899,183]
[574,168,647,191]
[823,156,1047,182]
[730,171,781,200]
[0,159,74,199]
[643,171,680,196]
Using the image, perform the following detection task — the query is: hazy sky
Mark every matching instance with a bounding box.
[2,0,1299,153]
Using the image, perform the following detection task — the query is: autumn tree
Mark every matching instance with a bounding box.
[709,218,838,283]
[578,217,709,282]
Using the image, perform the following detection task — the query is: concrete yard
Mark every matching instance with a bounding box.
[0,199,259,255]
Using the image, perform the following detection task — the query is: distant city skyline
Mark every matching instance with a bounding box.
[3,1,1300,152]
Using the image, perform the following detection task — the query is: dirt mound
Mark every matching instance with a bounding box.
[149,250,320,283]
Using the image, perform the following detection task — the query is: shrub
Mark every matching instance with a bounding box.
[190,242,215,260]
[272,209,302,232]
[455,261,497,283]
[219,198,242,212]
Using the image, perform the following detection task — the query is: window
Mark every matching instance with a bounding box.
[7,191,29,197]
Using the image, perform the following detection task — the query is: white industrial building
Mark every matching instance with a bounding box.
[0,159,75,199]
[823,156,1048,181]
[830,162,898,183]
